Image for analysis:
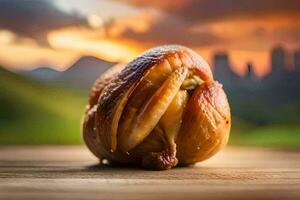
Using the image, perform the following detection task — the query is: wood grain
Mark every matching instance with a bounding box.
[0,146,299,200]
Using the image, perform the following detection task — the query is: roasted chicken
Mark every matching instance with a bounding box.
[83,45,231,170]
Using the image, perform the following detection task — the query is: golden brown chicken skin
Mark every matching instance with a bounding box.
[82,45,231,170]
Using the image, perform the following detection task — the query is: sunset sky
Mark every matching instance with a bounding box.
[0,0,299,76]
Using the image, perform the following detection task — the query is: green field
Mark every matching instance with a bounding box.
[0,67,87,144]
[230,125,300,147]
[0,67,299,147]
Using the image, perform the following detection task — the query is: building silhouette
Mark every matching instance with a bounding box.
[244,62,256,81]
[213,53,230,77]
[294,50,300,72]
[213,53,239,87]
[271,46,286,75]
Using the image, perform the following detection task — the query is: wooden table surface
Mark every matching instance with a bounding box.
[0,146,299,200]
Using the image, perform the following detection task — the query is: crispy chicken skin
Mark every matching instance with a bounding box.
[83,45,231,170]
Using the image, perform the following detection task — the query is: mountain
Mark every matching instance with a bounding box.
[55,56,115,89]
[22,66,60,81]
[0,65,86,144]
[19,56,116,89]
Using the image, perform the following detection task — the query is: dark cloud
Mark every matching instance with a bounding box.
[121,0,300,47]
[125,0,300,22]
[0,0,87,44]
[176,0,300,22]
[111,14,222,47]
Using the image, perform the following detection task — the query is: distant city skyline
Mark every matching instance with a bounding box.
[213,46,300,79]
[211,45,300,125]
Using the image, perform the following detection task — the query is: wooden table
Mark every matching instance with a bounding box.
[0,146,299,200]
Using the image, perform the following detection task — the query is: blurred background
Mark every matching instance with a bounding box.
[0,0,299,147]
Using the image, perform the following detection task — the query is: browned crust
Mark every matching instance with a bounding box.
[95,45,213,151]
[83,63,126,160]
[176,81,231,165]
[88,63,125,107]
[82,45,229,170]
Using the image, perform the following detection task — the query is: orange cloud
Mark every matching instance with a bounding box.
[0,30,15,44]
[125,0,192,11]
[0,40,79,70]
[47,27,143,63]
[108,11,155,37]
[124,0,300,22]
[107,10,223,48]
